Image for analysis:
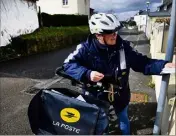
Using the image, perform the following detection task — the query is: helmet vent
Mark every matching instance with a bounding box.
[106,15,114,23]
[91,21,96,25]
[100,21,109,26]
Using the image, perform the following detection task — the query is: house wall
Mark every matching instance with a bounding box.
[149,21,175,100]
[162,25,175,53]
[146,16,152,39]
[168,104,175,135]
[37,0,78,15]
[77,0,90,16]
[140,15,147,25]
[146,17,171,39]
[134,15,140,26]
[134,15,147,32]
[148,17,175,135]
[37,0,90,16]
[150,22,164,58]
[1,0,39,47]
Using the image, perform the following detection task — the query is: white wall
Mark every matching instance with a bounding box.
[37,0,78,15]
[140,15,147,25]
[134,15,140,25]
[134,15,146,26]
[150,22,175,99]
[146,16,152,39]
[134,15,147,32]
[1,0,39,47]
[77,0,90,16]
[148,17,176,134]
[37,0,90,16]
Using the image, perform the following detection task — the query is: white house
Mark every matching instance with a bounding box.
[37,0,90,16]
[134,10,148,32]
[0,0,39,47]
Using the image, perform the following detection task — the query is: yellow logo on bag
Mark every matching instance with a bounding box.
[60,108,80,123]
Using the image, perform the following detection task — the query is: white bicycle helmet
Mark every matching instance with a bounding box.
[89,13,121,34]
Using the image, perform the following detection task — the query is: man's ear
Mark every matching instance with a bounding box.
[95,34,102,40]
[95,34,99,38]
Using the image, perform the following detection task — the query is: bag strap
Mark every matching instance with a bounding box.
[119,45,127,70]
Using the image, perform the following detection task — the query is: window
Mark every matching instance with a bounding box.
[63,0,68,6]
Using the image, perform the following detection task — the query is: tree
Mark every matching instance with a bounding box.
[128,20,136,26]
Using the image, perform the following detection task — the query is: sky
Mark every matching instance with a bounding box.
[90,0,163,21]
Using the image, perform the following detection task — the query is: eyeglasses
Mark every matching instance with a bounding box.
[101,26,121,35]
[101,31,118,36]
[102,30,118,35]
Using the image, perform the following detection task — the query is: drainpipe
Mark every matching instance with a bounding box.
[153,0,176,135]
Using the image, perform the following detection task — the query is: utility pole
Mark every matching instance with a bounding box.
[145,1,150,33]
[146,1,150,12]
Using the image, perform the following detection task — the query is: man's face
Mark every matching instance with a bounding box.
[97,32,118,46]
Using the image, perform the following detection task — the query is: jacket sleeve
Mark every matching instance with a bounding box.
[63,43,91,82]
[124,41,168,75]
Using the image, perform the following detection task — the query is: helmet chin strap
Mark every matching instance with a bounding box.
[95,34,111,46]
[103,36,108,46]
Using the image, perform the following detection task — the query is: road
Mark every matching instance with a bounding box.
[0,28,156,135]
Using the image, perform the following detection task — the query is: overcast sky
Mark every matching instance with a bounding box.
[90,0,162,20]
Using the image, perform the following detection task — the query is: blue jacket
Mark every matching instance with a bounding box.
[63,34,167,112]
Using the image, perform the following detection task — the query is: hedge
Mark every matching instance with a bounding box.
[0,26,89,62]
[41,13,89,27]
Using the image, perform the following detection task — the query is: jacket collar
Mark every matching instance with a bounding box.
[84,34,123,55]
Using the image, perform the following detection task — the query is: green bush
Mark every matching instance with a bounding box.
[41,13,88,27]
[0,26,89,62]
[128,21,137,26]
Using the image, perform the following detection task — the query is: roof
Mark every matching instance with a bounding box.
[139,10,148,15]
[157,0,172,12]
[135,0,172,18]
[135,10,149,16]
[149,12,171,17]
[158,0,172,8]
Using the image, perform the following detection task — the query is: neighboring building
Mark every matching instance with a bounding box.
[134,10,148,32]
[0,0,39,47]
[146,0,175,135]
[157,0,172,13]
[146,11,171,39]
[146,0,172,39]
[37,0,90,17]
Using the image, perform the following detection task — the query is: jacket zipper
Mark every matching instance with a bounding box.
[107,48,116,63]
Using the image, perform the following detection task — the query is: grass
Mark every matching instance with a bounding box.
[148,80,155,89]
[22,26,89,40]
[0,26,89,62]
